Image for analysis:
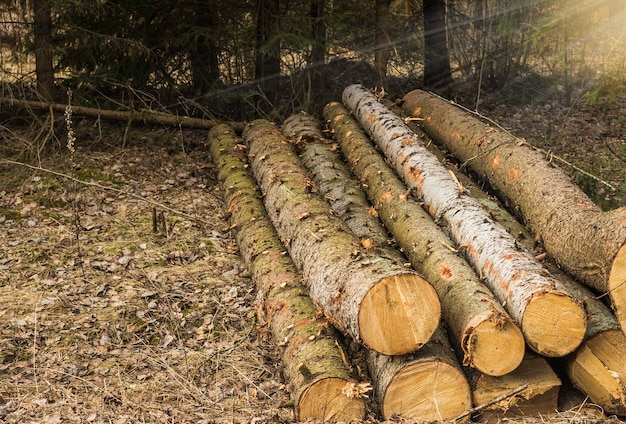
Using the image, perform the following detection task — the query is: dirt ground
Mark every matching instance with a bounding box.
[0,87,625,423]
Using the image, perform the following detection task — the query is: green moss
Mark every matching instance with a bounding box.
[0,207,23,221]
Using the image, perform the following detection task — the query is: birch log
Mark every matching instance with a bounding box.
[343,84,586,357]
[401,89,626,332]
[283,113,472,420]
[208,124,367,421]
[243,119,441,355]
[323,102,525,376]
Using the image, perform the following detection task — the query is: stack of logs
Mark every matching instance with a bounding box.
[208,84,626,422]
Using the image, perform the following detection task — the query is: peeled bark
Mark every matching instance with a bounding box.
[464,172,626,415]
[283,113,472,420]
[343,84,586,357]
[243,119,441,355]
[401,89,626,333]
[323,102,524,376]
[208,124,367,422]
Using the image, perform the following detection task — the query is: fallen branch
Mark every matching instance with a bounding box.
[1,97,245,133]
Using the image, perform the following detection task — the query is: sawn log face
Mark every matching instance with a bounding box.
[401,89,626,333]
[243,119,441,355]
[343,84,586,357]
[208,124,366,421]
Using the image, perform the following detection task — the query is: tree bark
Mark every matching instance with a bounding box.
[423,0,453,90]
[401,88,626,333]
[1,97,245,133]
[323,101,524,376]
[343,84,586,357]
[208,124,367,422]
[282,112,471,420]
[243,119,441,355]
[255,0,281,99]
[462,172,626,416]
[33,0,54,101]
[309,0,326,66]
[374,0,392,87]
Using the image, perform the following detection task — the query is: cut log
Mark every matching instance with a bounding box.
[464,173,626,416]
[322,102,525,376]
[242,119,441,355]
[2,97,245,133]
[470,352,561,421]
[208,124,367,422]
[401,89,626,332]
[369,328,472,421]
[343,84,587,357]
[283,112,472,421]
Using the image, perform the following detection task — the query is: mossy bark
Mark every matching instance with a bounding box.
[343,84,586,358]
[323,102,524,376]
[208,124,366,422]
[243,119,441,356]
[284,112,471,421]
[401,89,626,333]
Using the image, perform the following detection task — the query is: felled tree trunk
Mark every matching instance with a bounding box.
[283,112,472,421]
[343,84,586,357]
[323,102,524,376]
[401,89,626,332]
[463,171,626,415]
[243,119,441,355]
[208,124,367,422]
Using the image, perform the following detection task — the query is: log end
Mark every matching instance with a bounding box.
[359,273,441,355]
[522,292,587,357]
[467,317,525,376]
[381,359,471,421]
[609,242,626,333]
[568,329,626,415]
[473,353,561,418]
[298,377,367,422]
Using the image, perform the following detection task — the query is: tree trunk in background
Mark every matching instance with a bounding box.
[309,0,326,66]
[255,0,281,99]
[423,0,453,90]
[343,84,587,357]
[33,0,53,101]
[189,5,220,94]
[374,0,391,87]
[244,119,441,356]
[323,101,524,377]
[402,88,626,334]
[208,124,367,422]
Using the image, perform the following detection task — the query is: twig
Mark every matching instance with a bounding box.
[452,383,529,422]
[0,159,212,225]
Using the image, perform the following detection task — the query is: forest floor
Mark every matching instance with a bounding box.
[0,80,625,424]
